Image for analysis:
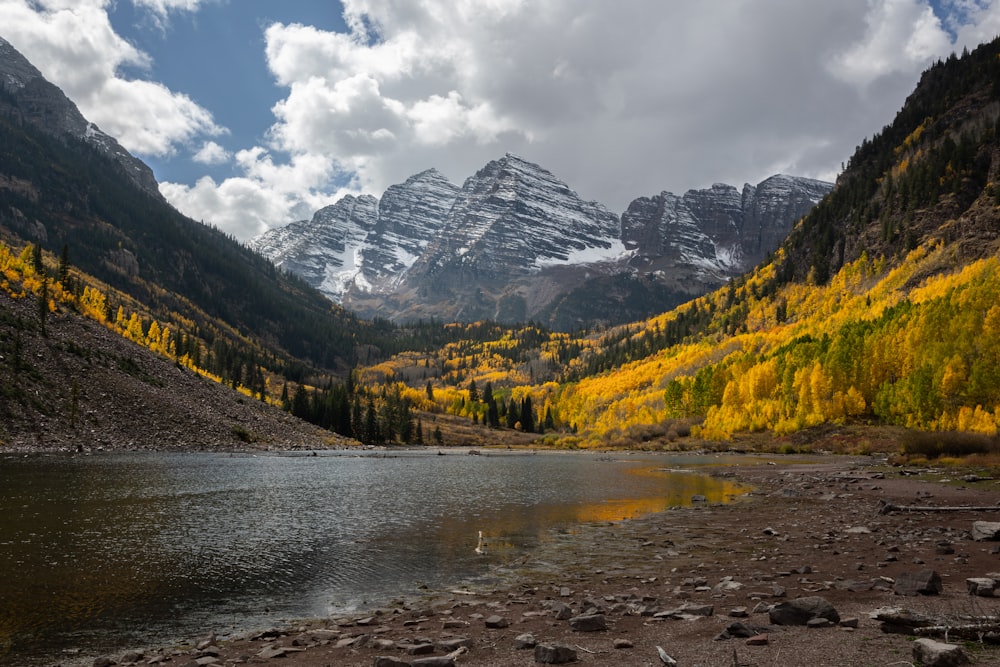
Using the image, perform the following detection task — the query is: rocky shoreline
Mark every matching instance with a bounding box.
[64,454,1000,667]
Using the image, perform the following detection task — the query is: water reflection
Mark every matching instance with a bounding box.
[0,451,748,664]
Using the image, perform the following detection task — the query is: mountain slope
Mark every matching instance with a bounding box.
[0,36,369,377]
[550,37,1000,442]
[0,36,159,198]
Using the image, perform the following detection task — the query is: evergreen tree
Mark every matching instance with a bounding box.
[30,243,43,275]
[58,244,71,288]
[364,397,380,445]
[520,396,535,433]
[506,398,518,428]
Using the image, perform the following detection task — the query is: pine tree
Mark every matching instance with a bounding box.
[520,396,535,433]
[37,278,48,337]
[57,244,70,288]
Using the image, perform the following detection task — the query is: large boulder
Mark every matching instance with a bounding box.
[972,521,1000,541]
[768,596,840,626]
[894,570,943,596]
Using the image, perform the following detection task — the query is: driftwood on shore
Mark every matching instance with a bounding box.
[875,608,1000,643]
[877,499,1000,514]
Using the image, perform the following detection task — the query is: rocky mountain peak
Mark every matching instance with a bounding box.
[0,36,161,199]
[252,155,831,328]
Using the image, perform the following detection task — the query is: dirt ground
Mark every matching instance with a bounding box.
[88,455,1000,667]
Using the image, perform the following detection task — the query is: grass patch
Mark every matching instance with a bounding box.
[231,424,256,444]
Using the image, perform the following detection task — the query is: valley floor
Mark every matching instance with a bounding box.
[80,452,1000,667]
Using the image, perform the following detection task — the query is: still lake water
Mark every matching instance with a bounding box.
[0,449,746,664]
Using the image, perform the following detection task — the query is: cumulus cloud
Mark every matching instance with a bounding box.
[0,0,224,156]
[161,149,339,237]
[6,0,1000,241]
[830,0,951,87]
[192,140,231,165]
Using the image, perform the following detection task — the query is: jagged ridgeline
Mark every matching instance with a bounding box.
[357,37,1000,446]
[252,154,830,330]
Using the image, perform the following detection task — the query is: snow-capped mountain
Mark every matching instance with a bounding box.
[0,36,161,198]
[403,154,622,284]
[250,155,832,328]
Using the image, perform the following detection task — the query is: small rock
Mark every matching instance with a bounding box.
[484,615,509,629]
[769,596,840,626]
[514,633,537,649]
[373,658,410,667]
[682,603,714,616]
[912,637,970,666]
[691,494,707,502]
[806,617,833,628]
[728,607,749,618]
[534,643,577,664]
[894,570,943,596]
[840,617,860,628]
[966,577,997,597]
[569,613,607,632]
[436,637,472,652]
[550,601,574,620]
[404,643,435,655]
[613,638,633,649]
[746,634,769,646]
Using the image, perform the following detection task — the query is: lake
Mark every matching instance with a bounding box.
[0,449,747,664]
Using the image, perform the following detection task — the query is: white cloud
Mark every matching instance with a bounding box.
[0,0,224,156]
[192,140,231,165]
[7,0,1000,242]
[830,0,952,87]
[161,149,339,237]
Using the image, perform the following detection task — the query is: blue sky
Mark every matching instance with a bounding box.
[108,1,349,186]
[2,1,999,240]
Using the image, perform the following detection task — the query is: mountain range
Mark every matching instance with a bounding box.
[250,156,831,329]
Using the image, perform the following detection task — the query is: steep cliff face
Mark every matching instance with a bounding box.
[252,154,831,328]
[250,195,379,297]
[405,154,622,284]
[360,169,461,292]
[621,175,832,287]
[0,36,161,198]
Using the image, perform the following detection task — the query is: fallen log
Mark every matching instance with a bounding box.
[877,500,1000,515]
[914,623,1000,644]
[875,607,1000,643]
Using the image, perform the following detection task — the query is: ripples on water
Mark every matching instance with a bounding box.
[0,450,746,664]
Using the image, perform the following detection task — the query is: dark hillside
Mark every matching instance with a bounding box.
[779,38,1000,285]
[0,83,366,373]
